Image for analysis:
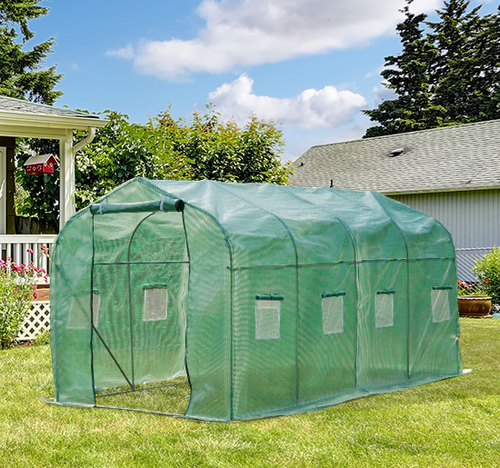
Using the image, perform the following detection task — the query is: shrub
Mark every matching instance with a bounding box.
[34,329,50,346]
[472,246,500,304]
[0,252,45,349]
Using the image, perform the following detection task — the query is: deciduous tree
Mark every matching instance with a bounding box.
[16,107,292,228]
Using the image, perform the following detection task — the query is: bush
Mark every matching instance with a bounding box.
[34,329,50,346]
[0,252,46,349]
[472,246,500,304]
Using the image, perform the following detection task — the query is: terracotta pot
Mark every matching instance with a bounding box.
[458,296,492,317]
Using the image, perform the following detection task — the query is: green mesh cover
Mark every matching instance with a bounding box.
[50,178,462,421]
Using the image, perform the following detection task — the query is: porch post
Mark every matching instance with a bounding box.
[59,130,75,230]
[0,146,6,234]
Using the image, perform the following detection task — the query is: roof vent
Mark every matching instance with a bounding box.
[389,148,405,157]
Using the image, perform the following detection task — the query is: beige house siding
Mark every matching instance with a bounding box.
[389,189,500,249]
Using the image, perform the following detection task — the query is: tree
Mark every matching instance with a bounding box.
[151,106,290,185]
[16,138,60,232]
[363,0,500,137]
[363,0,443,137]
[0,0,62,104]
[428,0,485,123]
[16,107,292,228]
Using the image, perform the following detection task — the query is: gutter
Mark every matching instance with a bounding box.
[72,127,96,154]
[384,185,500,197]
[0,110,108,130]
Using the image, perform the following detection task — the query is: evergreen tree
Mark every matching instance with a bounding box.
[363,0,443,138]
[363,0,500,137]
[0,0,62,104]
[428,0,483,123]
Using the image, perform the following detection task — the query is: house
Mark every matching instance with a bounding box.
[0,95,107,269]
[291,120,500,280]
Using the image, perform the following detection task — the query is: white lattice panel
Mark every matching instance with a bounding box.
[18,301,50,341]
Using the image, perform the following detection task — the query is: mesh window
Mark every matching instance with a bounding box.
[375,292,394,328]
[322,295,344,334]
[143,286,168,322]
[255,300,280,340]
[92,291,100,328]
[432,289,450,323]
[67,292,100,329]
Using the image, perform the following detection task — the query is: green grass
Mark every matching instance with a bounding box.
[1,318,499,467]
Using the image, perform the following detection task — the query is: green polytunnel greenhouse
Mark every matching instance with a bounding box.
[47,178,463,421]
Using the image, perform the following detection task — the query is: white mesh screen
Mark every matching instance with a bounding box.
[322,295,344,334]
[143,287,168,321]
[432,289,450,323]
[255,300,280,340]
[375,293,394,328]
[92,291,100,328]
[67,292,100,329]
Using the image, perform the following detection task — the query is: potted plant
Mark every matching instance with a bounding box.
[457,281,492,317]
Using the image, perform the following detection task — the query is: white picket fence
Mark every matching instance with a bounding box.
[17,301,51,341]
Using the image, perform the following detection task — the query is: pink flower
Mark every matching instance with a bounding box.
[7,257,12,262]
[26,248,34,254]
[33,291,38,299]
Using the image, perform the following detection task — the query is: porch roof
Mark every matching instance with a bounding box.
[0,95,107,139]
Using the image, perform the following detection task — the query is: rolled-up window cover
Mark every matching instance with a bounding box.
[90,198,184,215]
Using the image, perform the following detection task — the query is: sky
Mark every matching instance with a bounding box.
[32,0,496,161]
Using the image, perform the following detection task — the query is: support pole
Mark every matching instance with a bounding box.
[59,130,75,230]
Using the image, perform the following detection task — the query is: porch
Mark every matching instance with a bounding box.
[0,234,55,277]
[1,234,56,342]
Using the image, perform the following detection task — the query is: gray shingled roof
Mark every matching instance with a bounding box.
[291,119,500,194]
[0,95,100,120]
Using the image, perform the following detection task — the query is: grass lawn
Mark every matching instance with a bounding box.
[1,317,499,468]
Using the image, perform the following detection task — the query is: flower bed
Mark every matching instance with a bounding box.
[0,250,48,348]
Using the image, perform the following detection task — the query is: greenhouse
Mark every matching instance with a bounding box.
[47,178,462,421]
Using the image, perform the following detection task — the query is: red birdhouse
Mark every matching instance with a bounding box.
[24,154,58,174]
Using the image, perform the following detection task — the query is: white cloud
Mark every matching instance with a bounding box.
[208,74,367,129]
[109,0,441,80]
[373,84,396,105]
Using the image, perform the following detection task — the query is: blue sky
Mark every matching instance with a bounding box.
[33,0,496,161]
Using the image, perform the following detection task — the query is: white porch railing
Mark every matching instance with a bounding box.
[0,234,56,280]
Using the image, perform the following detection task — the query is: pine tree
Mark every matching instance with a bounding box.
[0,0,62,104]
[363,0,500,137]
[363,0,443,138]
[428,0,483,123]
